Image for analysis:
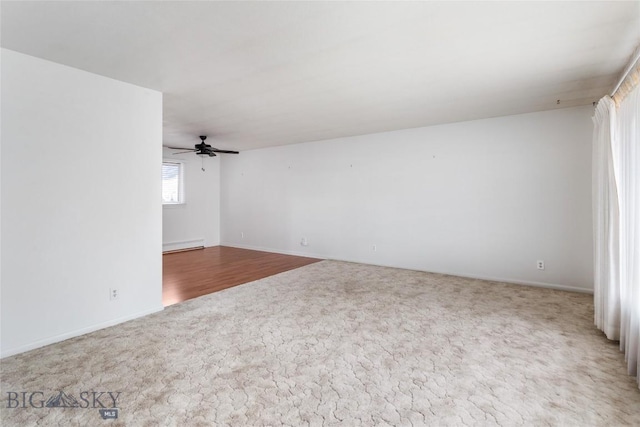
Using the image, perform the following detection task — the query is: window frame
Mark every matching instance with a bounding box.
[162,160,185,206]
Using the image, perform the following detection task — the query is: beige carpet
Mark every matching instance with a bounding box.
[1,260,639,426]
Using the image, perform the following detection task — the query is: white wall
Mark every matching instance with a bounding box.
[1,49,163,357]
[221,106,593,292]
[162,148,220,251]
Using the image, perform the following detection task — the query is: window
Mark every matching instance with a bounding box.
[162,161,184,204]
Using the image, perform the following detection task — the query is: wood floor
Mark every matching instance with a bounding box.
[162,246,322,306]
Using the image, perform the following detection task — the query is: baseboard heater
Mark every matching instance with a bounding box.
[163,239,205,254]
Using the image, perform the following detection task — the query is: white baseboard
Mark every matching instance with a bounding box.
[419,269,594,294]
[1,305,164,359]
[220,242,593,294]
[221,242,326,259]
[163,239,205,253]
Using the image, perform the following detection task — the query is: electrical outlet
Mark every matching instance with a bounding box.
[372,244,377,252]
[537,260,545,270]
[110,288,119,301]
[301,237,308,246]
[241,232,244,239]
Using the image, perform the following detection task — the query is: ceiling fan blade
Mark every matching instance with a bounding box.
[164,146,194,150]
[171,150,196,155]
[210,149,239,154]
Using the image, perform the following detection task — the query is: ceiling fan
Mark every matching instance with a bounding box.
[165,136,239,157]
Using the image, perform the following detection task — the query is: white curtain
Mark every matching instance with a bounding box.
[613,84,640,382]
[593,84,640,387]
[592,97,620,340]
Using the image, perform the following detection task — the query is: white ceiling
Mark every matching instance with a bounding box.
[2,1,639,151]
